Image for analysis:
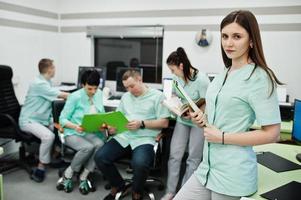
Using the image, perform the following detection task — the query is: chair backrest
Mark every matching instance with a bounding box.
[52,100,66,134]
[0,65,21,126]
[292,99,301,142]
[106,61,126,80]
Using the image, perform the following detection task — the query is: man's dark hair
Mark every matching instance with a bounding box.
[81,70,100,86]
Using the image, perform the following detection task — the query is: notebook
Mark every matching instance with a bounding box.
[257,151,301,172]
[260,181,301,200]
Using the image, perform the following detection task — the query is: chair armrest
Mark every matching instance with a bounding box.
[54,123,65,144]
[155,132,166,142]
[0,113,22,135]
[0,113,19,128]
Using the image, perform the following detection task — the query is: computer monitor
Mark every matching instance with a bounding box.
[77,66,107,89]
[116,67,143,92]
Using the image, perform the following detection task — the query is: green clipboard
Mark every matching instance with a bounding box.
[81,111,129,133]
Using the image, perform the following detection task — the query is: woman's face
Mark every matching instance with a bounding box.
[221,22,251,63]
[168,64,184,78]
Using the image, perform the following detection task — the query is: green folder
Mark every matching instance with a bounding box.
[81,111,129,133]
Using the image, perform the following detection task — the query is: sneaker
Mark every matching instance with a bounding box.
[30,168,45,183]
[79,179,96,195]
[103,184,131,200]
[56,176,74,193]
[161,192,174,200]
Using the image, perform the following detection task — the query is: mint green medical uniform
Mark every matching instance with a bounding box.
[195,64,281,196]
[19,75,60,126]
[113,88,170,149]
[60,88,106,140]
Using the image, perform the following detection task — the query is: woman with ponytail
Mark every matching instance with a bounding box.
[161,47,209,200]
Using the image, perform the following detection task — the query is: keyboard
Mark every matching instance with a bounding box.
[108,95,122,100]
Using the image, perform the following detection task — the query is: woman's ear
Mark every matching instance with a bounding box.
[250,40,253,48]
[179,63,184,70]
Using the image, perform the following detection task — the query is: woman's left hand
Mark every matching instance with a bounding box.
[204,125,223,144]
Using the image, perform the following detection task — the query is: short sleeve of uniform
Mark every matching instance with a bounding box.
[155,93,171,119]
[59,94,77,127]
[35,82,60,101]
[248,72,281,126]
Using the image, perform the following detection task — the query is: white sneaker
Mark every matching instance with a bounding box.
[161,193,174,200]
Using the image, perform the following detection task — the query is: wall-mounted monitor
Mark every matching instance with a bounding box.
[94,37,163,84]
[77,66,107,89]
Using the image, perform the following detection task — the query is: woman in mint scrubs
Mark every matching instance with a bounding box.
[161,47,209,200]
[174,10,282,200]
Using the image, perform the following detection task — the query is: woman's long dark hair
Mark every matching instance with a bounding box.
[220,10,283,94]
[166,47,198,83]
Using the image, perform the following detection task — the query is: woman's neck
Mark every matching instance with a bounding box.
[230,57,252,72]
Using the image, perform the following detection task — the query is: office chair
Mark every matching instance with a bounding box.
[106,61,126,80]
[52,100,76,175]
[292,99,301,161]
[0,65,40,173]
[105,128,172,200]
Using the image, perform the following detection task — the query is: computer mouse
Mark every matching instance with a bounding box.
[296,153,301,163]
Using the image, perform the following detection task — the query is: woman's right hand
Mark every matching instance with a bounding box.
[74,125,84,133]
[190,110,207,128]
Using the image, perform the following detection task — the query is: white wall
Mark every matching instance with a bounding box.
[0,27,59,104]
[56,0,301,100]
[1,0,301,101]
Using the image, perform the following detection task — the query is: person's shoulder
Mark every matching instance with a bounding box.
[195,72,209,83]
[68,88,82,100]
[249,65,269,81]
[149,88,163,95]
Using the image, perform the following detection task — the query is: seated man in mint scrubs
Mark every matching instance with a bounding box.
[94,69,170,200]
[19,58,69,182]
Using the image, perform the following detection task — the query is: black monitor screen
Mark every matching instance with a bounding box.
[94,38,163,83]
[116,67,143,92]
[77,66,107,89]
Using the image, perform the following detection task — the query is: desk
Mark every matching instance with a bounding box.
[251,121,293,141]
[250,143,301,199]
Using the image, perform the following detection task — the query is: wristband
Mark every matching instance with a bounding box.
[140,120,145,129]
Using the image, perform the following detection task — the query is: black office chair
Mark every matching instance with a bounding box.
[0,65,40,173]
[105,128,172,200]
[106,61,127,80]
[52,100,76,175]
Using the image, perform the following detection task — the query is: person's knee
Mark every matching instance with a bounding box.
[94,140,104,149]
[132,156,152,171]
[42,132,55,142]
[80,144,94,154]
[94,148,110,166]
